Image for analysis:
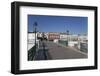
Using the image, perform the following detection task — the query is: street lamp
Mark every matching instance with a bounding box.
[67,30,69,35]
[33,22,37,52]
[66,30,69,41]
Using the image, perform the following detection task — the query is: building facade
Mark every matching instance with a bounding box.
[48,32,60,41]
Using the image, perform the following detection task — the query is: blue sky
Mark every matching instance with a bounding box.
[28,15,88,34]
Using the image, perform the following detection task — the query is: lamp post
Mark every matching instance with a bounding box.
[33,22,37,53]
[66,30,69,40]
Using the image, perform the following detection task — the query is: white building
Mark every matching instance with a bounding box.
[67,35,77,47]
[37,32,48,39]
[60,33,67,40]
[78,35,88,43]
[37,32,42,38]
[44,32,49,39]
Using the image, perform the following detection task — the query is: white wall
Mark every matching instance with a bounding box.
[0,0,99,76]
[28,33,37,40]
[60,34,67,40]
[28,33,39,50]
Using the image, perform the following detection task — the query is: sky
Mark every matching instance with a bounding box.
[28,15,88,34]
